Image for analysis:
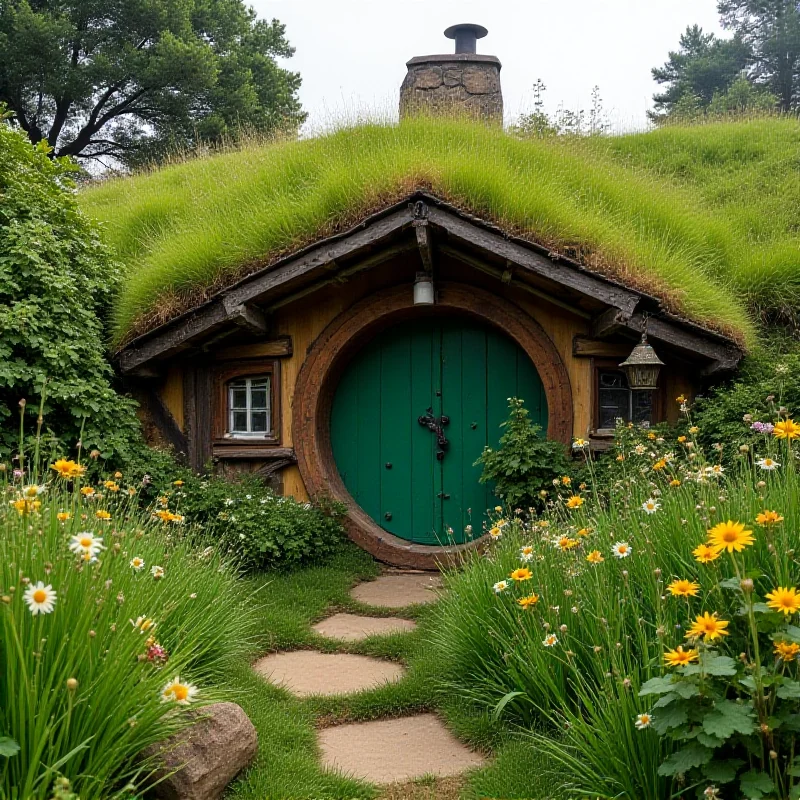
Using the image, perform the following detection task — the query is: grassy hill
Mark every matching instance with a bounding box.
[80,116,800,348]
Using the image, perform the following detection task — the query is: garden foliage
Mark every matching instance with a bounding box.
[0,113,150,465]
[0,455,254,799]
[474,397,571,510]
[434,395,800,798]
[159,472,347,572]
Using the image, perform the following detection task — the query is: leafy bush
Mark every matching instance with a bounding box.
[691,339,800,464]
[158,472,346,571]
[433,395,800,798]
[474,397,572,510]
[0,109,154,466]
[0,457,254,799]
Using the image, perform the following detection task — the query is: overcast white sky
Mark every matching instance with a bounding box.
[251,0,725,132]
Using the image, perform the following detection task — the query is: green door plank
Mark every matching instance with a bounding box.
[379,327,413,538]
[440,319,464,544]
[329,357,360,498]
[409,319,437,543]
[355,341,382,523]
[459,322,490,538]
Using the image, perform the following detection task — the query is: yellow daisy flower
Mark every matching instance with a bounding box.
[774,419,800,440]
[686,612,729,641]
[664,646,698,667]
[565,495,584,509]
[517,593,539,609]
[667,579,700,598]
[707,520,754,554]
[586,550,604,564]
[766,586,800,616]
[756,510,784,526]
[693,543,721,564]
[774,641,800,661]
[510,567,533,582]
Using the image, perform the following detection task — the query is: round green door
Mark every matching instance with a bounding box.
[330,316,548,545]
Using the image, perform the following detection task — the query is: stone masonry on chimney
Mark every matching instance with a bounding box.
[399,24,503,123]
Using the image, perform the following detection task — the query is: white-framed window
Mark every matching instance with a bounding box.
[227,376,271,437]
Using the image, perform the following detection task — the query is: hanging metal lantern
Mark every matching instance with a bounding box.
[619,333,664,390]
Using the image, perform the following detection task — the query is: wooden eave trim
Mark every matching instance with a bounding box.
[116,190,743,375]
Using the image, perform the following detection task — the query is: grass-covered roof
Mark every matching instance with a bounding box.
[80,116,800,349]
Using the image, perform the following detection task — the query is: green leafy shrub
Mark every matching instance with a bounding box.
[158,472,347,571]
[691,339,800,464]
[0,457,254,799]
[0,109,153,466]
[474,397,572,510]
[432,393,800,798]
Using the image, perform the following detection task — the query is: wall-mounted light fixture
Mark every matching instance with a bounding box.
[414,272,435,305]
[619,331,664,390]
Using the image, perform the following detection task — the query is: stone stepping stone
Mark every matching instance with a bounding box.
[318,714,484,784]
[312,613,417,642]
[253,651,405,697]
[350,573,443,608]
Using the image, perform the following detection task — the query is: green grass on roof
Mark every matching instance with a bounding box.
[80,116,800,348]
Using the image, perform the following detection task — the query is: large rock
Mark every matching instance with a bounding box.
[144,702,257,800]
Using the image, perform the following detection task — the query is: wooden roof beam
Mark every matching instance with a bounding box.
[427,206,642,316]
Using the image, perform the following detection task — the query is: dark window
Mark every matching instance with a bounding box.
[598,369,653,430]
[227,376,272,437]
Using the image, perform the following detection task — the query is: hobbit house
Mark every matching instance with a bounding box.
[110,26,745,569]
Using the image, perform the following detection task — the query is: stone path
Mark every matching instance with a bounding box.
[349,572,443,608]
[312,612,417,642]
[254,569,482,787]
[253,651,405,697]
[318,714,484,784]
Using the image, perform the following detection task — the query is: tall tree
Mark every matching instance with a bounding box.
[650,24,753,120]
[718,0,800,111]
[0,1,306,166]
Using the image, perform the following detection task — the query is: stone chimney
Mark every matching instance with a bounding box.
[400,24,503,123]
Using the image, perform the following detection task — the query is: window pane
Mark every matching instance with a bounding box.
[633,391,654,424]
[599,371,626,390]
[250,387,268,410]
[231,411,248,432]
[230,388,248,409]
[251,411,268,433]
[599,390,630,428]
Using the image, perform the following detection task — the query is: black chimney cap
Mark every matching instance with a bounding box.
[444,23,489,55]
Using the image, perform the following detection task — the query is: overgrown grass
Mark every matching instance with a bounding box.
[0,463,254,799]
[76,116,800,348]
[430,409,800,798]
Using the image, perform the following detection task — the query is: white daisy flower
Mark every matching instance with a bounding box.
[21,484,46,498]
[160,676,198,705]
[69,532,105,558]
[635,712,653,730]
[634,444,646,455]
[641,498,660,514]
[493,580,509,594]
[612,542,632,559]
[150,565,165,580]
[129,557,145,571]
[519,545,535,562]
[542,633,558,647]
[23,581,57,615]
[757,457,780,470]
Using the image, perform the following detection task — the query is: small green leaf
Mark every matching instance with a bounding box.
[703,759,744,783]
[652,702,688,734]
[639,676,678,696]
[702,699,756,740]
[0,737,19,758]
[657,743,714,776]
[739,770,774,799]
[778,679,800,699]
[683,653,738,677]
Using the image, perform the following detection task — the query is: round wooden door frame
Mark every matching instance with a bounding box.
[292,282,573,569]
